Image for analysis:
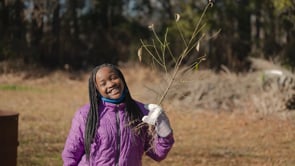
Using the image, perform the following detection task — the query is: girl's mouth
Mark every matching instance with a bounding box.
[108,88,120,96]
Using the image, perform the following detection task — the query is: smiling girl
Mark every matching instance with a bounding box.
[62,64,174,166]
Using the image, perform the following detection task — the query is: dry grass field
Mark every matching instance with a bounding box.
[1,64,295,166]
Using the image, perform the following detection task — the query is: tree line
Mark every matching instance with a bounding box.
[0,0,294,71]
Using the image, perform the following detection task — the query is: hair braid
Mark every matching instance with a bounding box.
[84,66,100,159]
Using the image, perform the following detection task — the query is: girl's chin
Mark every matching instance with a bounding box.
[109,93,122,99]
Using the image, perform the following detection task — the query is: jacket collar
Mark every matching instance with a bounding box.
[100,100,126,109]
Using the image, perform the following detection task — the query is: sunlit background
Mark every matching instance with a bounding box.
[0,0,295,165]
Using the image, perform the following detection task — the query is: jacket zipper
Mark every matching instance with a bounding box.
[115,106,121,166]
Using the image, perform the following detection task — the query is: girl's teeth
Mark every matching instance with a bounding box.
[110,89,119,94]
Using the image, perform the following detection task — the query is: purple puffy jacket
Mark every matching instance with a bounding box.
[62,100,174,166]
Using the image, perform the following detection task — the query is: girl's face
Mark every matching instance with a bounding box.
[95,67,125,99]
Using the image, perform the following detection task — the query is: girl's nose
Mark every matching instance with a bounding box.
[106,81,115,88]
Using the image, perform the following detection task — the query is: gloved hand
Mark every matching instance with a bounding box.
[142,104,172,137]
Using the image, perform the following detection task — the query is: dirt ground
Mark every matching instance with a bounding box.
[0,63,295,166]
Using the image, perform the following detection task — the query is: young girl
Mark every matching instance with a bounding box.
[62,64,174,166]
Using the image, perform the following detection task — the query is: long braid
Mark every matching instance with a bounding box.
[84,64,144,160]
[84,67,100,159]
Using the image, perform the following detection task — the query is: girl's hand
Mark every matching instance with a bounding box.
[142,104,172,137]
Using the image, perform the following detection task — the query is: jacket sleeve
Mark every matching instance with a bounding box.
[62,106,88,166]
[144,130,174,161]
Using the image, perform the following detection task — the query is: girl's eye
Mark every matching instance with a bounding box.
[110,75,118,80]
[99,82,106,87]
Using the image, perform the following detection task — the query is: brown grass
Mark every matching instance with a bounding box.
[1,64,295,166]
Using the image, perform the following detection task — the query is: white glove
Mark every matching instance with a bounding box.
[142,104,172,137]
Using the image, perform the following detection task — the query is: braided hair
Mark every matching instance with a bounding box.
[84,64,143,159]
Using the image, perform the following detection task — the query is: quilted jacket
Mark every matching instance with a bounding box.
[62,100,174,166]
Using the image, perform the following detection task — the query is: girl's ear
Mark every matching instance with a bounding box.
[94,82,99,90]
[95,85,101,98]
[93,72,100,90]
